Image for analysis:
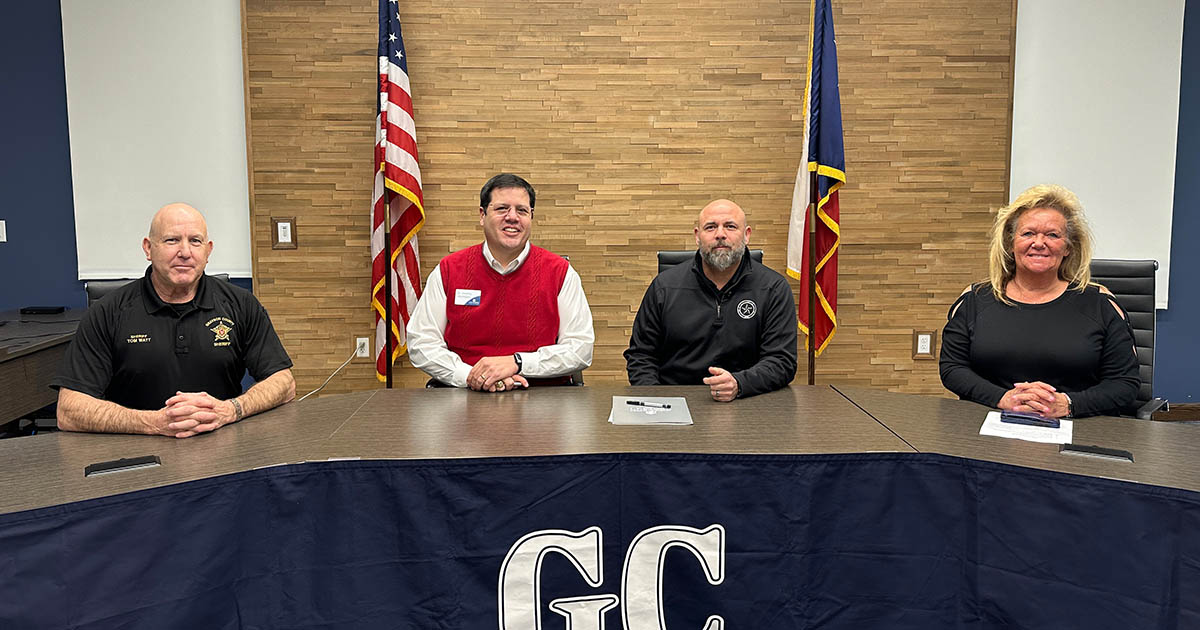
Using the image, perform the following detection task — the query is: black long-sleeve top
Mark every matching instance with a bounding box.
[939,283,1139,417]
[624,251,798,398]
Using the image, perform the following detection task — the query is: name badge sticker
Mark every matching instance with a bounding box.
[454,289,482,306]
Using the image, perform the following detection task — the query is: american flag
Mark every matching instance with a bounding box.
[372,0,425,382]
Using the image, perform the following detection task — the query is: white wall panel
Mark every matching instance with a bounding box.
[1010,0,1184,308]
[62,0,250,279]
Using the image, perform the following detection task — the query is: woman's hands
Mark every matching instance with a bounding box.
[998,381,1071,418]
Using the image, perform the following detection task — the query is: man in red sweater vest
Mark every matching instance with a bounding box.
[406,174,594,391]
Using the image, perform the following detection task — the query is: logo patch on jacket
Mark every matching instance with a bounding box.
[736,300,757,320]
[207,317,235,347]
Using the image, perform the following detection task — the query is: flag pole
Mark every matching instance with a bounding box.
[383,190,394,389]
[807,169,818,386]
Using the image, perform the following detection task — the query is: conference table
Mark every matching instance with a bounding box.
[2,385,1197,628]
[0,385,906,513]
[835,384,1200,492]
[0,308,80,427]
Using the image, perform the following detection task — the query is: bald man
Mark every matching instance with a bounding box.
[624,199,797,401]
[51,203,295,437]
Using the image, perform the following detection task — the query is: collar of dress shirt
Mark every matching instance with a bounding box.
[481,241,531,275]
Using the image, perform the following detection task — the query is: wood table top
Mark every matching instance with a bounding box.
[317,384,912,460]
[0,309,81,361]
[6,383,1200,515]
[0,385,906,514]
[835,385,1200,493]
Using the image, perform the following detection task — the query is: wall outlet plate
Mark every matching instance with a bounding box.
[355,337,370,358]
[912,330,936,360]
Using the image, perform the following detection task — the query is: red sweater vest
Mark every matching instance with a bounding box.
[441,244,569,374]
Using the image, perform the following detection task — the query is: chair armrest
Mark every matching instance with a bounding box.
[1136,397,1168,420]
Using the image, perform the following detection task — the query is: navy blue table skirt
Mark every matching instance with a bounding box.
[2,453,1198,628]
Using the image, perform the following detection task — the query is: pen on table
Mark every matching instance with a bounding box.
[626,400,671,409]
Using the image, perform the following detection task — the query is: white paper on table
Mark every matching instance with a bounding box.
[979,411,1073,444]
[608,396,692,425]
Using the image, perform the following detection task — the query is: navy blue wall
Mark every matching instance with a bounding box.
[4,3,1195,400]
[1155,2,1200,403]
[0,2,83,312]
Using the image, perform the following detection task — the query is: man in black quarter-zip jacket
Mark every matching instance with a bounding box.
[624,199,798,402]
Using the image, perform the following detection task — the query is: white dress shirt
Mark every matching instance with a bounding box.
[406,242,595,387]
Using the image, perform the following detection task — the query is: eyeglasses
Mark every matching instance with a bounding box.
[487,204,532,218]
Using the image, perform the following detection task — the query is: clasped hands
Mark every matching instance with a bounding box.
[467,355,529,393]
[998,381,1071,418]
[153,391,238,438]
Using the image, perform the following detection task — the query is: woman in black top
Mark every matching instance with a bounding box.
[939,184,1139,418]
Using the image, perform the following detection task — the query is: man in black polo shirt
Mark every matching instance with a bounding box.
[52,203,295,438]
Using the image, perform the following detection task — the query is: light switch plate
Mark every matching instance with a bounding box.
[0,220,7,242]
[271,217,297,249]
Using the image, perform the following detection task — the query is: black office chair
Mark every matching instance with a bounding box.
[85,274,231,306]
[656,249,764,274]
[1090,259,1167,419]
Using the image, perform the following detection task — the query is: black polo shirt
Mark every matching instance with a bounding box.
[52,267,293,411]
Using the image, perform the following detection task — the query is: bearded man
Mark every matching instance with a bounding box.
[623,199,797,401]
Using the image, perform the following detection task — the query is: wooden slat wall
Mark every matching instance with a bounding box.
[244,0,1012,396]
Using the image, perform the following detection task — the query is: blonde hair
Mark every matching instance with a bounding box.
[987,184,1094,303]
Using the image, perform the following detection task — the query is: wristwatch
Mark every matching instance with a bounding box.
[513,352,523,375]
